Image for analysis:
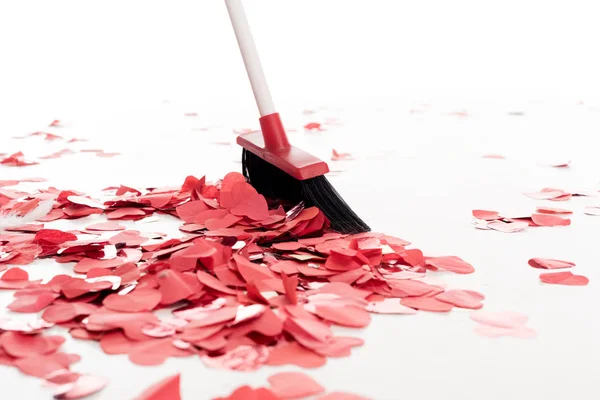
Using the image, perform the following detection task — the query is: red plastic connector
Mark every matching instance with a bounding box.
[237,113,329,180]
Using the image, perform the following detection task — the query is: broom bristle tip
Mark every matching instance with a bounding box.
[242,149,370,234]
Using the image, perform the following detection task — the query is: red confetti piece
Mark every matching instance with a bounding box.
[400,296,453,312]
[53,374,109,399]
[0,180,19,187]
[205,213,243,230]
[1,267,29,281]
[202,344,270,371]
[1,152,39,167]
[536,206,572,215]
[196,270,237,295]
[42,303,99,323]
[331,149,353,161]
[106,208,147,220]
[304,122,323,131]
[103,289,162,312]
[267,372,325,399]
[7,291,58,313]
[528,258,574,270]
[214,386,282,400]
[365,298,417,314]
[72,258,123,274]
[531,214,571,227]
[313,336,363,358]
[435,290,485,309]
[472,210,499,220]
[539,271,589,286]
[0,332,65,357]
[14,352,80,378]
[49,120,62,127]
[0,268,38,289]
[486,220,529,233]
[6,223,45,233]
[133,374,181,400]
[266,341,326,368]
[85,221,126,231]
[231,194,269,221]
[156,270,196,305]
[314,305,371,328]
[128,338,190,366]
[425,256,475,274]
[61,278,113,299]
[523,189,568,201]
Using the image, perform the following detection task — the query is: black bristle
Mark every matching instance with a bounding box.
[242,149,370,234]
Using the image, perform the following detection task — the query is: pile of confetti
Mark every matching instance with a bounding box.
[1,168,483,399]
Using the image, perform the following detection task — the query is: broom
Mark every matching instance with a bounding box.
[224,0,370,234]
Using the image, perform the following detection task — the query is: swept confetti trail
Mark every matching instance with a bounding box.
[472,207,573,232]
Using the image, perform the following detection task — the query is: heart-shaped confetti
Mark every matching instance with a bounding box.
[539,271,589,286]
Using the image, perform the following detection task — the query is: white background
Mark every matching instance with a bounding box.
[1,1,600,399]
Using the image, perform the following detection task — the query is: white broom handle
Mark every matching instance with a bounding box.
[225,0,276,117]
